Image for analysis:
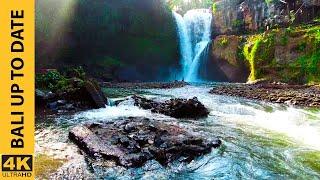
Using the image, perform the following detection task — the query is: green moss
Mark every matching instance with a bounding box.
[217,37,229,47]
[232,19,244,29]
[297,42,307,52]
[72,66,86,80]
[243,33,275,81]
[295,51,320,84]
[168,0,214,13]
[242,25,320,84]
[35,154,65,179]
[291,26,320,84]
[265,0,275,5]
[280,34,288,46]
[212,3,218,14]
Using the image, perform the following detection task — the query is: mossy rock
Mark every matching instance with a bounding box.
[242,25,320,84]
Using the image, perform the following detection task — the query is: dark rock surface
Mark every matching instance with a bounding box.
[69,117,221,168]
[210,83,320,107]
[132,96,209,119]
[36,79,108,114]
[103,81,189,89]
[211,35,249,82]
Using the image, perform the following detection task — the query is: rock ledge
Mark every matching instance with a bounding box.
[69,117,221,167]
[133,96,209,119]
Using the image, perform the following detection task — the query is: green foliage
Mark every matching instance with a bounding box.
[237,40,246,64]
[36,70,65,90]
[36,67,87,92]
[168,0,214,13]
[297,42,307,52]
[243,33,275,81]
[232,19,244,29]
[280,35,288,46]
[293,49,320,84]
[243,25,320,84]
[212,3,218,14]
[279,30,290,46]
[218,37,229,47]
[265,0,275,5]
[289,10,296,24]
[72,66,86,80]
[286,26,293,34]
[278,49,320,84]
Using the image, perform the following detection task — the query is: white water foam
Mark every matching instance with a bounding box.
[173,9,212,82]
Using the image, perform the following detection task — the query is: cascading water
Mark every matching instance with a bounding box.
[173,9,212,82]
[37,85,320,179]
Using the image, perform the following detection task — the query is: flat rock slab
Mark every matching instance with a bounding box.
[133,96,209,119]
[69,117,221,168]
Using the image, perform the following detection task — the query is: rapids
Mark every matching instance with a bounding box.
[36,84,320,179]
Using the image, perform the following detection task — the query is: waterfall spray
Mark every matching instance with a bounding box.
[173,9,212,82]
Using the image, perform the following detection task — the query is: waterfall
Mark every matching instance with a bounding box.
[173,9,212,82]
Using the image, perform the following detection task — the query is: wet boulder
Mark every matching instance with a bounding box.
[37,79,108,113]
[36,89,57,107]
[69,117,221,168]
[82,80,108,108]
[60,79,108,109]
[132,95,209,119]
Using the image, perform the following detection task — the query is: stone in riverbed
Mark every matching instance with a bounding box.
[69,117,221,168]
[209,83,320,107]
[132,95,209,119]
[37,79,108,114]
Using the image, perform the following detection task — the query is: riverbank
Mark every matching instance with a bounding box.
[210,83,320,108]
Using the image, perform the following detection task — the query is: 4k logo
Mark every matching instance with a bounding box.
[2,155,32,171]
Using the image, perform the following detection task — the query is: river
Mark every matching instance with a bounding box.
[36,83,320,179]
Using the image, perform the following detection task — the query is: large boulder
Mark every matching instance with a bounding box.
[69,117,221,167]
[132,95,210,119]
[83,80,108,108]
[57,79,108,110]
[36,79,108,113]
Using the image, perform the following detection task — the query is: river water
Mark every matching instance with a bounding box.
[36,84,320,179]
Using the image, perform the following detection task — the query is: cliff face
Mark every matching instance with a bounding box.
[212,25,320,84]
[211,0,320,83]
[212,0,320,35]
[211,35,249,82]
